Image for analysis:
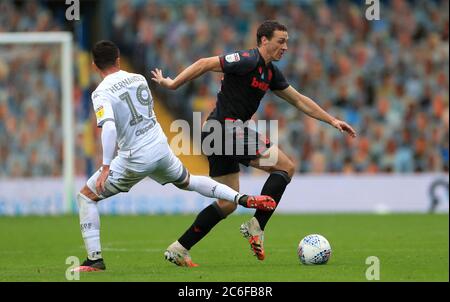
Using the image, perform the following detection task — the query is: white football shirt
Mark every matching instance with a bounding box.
[91,70,167,154]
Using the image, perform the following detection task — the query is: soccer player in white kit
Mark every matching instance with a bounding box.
[73,41,276,272]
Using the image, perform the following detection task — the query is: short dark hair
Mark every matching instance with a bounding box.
[92,40,120,70]
[256,20,288,46]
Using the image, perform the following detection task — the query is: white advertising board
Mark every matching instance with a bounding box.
[0,174,447,215]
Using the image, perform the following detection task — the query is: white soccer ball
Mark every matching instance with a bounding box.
[298,234,332,265]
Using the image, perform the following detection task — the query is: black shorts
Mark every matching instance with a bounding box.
[201,119,272,177]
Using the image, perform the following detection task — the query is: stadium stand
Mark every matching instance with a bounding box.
[111,0,450,174]
[0,0,448,177]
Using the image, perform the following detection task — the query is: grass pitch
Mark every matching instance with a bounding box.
[0,214,447,282]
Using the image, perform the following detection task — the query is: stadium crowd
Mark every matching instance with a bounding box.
[113,0,449,173]
[0,0,448,177]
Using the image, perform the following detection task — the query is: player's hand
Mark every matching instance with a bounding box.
[151,68,174,89]
[96,165,110,195]
[331,119,357,138]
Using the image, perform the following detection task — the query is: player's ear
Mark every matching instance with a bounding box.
[92,62,99,72]
[116,57,121,69]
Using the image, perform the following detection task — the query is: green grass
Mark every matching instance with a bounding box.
[0,214,447,282]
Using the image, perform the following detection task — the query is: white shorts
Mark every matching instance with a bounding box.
[86,142,188,199]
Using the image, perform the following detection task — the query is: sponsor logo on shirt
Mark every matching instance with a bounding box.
[95,105,104,119]
[225,53,240,63]
[251,77,269,91]
[135,122,155,136]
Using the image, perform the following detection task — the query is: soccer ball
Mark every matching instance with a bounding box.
[298,234,332,265]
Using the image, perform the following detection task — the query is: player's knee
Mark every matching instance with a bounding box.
[273,160,295,178]
[174,180,189,190]
[174,172,192,190]
[76,192,92,210]
[285,160,295,178]
[277,156,295,178]
[173,168,190,190]
[79,186,100,202]
[216,199,237,216]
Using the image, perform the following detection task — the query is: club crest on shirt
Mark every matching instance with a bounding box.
[95,105,104,119]
[225,53,240,63]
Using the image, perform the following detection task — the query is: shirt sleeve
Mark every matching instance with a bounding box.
[219,50,258,75]
[92,91,115,128]
[269,64,290,91]
[101,120,117,165]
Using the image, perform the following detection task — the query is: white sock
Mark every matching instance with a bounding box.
[185,175,242,204]
[77,193,102,260]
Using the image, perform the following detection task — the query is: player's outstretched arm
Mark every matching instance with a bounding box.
[274,86,356,137]
[151,56,222,90]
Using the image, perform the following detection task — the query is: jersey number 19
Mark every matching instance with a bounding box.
[119,84,153,126]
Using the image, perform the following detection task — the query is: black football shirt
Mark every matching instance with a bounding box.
[207,48,289,122]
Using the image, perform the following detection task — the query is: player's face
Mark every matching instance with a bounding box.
[267,30,288,61]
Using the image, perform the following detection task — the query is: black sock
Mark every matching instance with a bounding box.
[237,195,248,207]
[178,203,225,250]
[254,171,291,230]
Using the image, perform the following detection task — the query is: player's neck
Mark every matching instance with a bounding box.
[257,47,272,66]
[100,67,121,79]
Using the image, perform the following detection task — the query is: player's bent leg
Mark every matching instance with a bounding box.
[163,172,241,266]
[249,146,294,227]
[73,160,139,273]
[238,146,294,261]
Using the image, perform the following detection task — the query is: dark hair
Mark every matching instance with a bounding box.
[92,40,120,70]
[256,20,288,46]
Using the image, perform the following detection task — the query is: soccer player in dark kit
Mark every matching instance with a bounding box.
[151,20,356,266]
